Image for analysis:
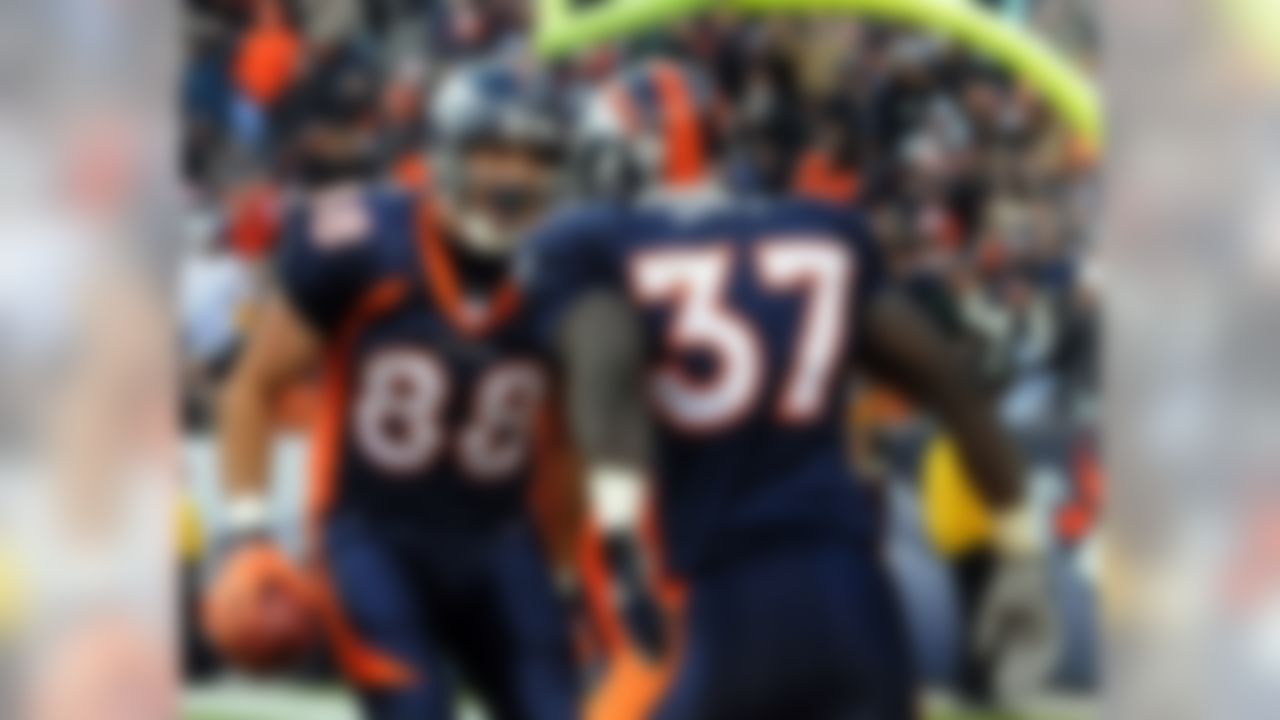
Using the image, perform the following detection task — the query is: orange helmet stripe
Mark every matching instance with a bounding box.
[650,62,706,186]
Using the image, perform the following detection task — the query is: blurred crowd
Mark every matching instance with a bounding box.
[180,0,1100,439]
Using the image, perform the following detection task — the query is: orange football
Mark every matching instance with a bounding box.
[203,543,319,674]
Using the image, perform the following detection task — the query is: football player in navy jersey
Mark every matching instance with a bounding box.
[524,60,1058,719]
[214,59,581,720]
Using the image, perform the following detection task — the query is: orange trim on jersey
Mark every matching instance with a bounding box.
[304,277,419,690]
[580,474,688,719]
[416,202,522,339]
[577,520,629,660]
[576,477,687,658]
[524,406,602,670]
[585,644,676,720]
[306,279,409,520]
[527,402,585,572]
[650,62,706,187]
[311,565,419,689]
[584,531,687,720]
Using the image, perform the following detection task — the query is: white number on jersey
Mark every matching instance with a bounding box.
[755,240,852,422]
[630,246,764,433]
[457,361,548,482]
[354,348,450,474]
[353,348,547,481]
[629,239,854,433]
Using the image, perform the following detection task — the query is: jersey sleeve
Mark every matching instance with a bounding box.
[843,209,888,319]
[800,199,889,340]
[520,206,623,351]
[275,187,382,338]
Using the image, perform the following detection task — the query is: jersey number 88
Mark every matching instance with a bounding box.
[353,350,546,483]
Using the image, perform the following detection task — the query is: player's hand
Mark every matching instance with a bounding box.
[202,494,322,674]
[205,494,273,582]
[585,465,671,662]
[603,534,670,660]
[975,504,1063,707]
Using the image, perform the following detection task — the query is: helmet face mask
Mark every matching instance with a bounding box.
[430,59,565,258]
[440,141,559,258]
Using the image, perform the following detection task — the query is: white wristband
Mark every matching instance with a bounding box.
[588,465,646,534]
[225,494,270,535]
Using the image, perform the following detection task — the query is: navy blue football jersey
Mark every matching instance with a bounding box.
[524,196,887,574]
[278,185,554,540]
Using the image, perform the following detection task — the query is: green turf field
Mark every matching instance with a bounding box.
[182,683,1092,720]
[182,701,1086,720]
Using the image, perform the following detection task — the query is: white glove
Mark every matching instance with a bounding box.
[975,503,1064,708]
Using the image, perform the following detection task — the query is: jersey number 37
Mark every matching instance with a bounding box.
[630,239,854,434]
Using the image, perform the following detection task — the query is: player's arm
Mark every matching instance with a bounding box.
[218,185,373,526]
[206,295,326,673]
[524,210,655,536]
[523,207,669,660]
[560,292,653,477]
[858,291,1024,511]
[857,289,1043,563]
[555,290,668,658]
[527,402,588,579]
[858,291,1062,696]
[217,294,322,528]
